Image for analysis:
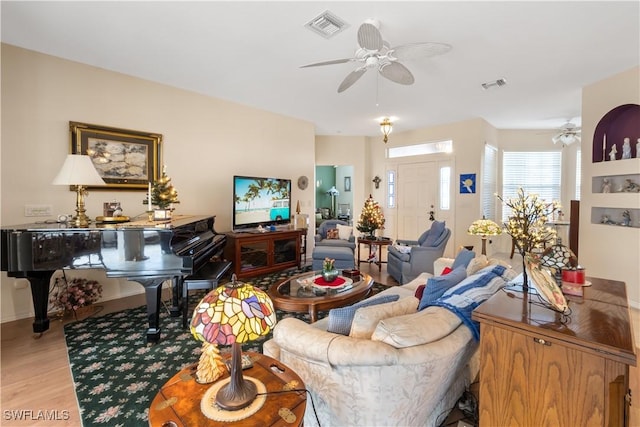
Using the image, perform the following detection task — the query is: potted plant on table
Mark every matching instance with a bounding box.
[322,257,339,282]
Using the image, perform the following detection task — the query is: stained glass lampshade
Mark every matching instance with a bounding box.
[191,275,276,411]
[467,218,502,255]
[540,240,577,271]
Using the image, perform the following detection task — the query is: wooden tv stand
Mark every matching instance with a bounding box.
[472,277,637,426]
[224,229,305,279]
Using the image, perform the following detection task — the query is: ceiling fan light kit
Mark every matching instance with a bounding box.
[552,121,582,146]
[301,21,451,93]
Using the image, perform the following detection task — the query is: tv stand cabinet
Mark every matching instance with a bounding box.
[472,277,636,426]
[225,229,304,279]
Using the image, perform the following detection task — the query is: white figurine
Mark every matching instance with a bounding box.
[637,138,640,158]
[620,179,640,193]
[621,138,632,159]
[621,210,631,227]
[609,144,618,161]
[602,178,611,193]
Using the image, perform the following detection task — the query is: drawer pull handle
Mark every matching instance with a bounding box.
[534,337,551,346]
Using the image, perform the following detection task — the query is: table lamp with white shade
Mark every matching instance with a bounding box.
[52,154,105,227]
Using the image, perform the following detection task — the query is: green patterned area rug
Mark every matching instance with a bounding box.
[64,267,390,426]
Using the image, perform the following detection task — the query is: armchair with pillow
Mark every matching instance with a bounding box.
[315,219,356,250]
[387,220,451,284]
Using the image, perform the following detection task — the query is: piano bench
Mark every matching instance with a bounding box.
[182,260,233,328]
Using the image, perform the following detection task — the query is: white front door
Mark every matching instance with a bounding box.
[397,161,453,256]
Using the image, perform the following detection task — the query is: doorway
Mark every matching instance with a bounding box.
[396,160,453,256]
[315,165,354,228]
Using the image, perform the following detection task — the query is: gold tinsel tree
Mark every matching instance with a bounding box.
[152,166,180,209]
[356,194,385,237]
[195,342,227,383]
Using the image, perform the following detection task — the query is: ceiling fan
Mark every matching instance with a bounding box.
[552,121,582,146]
[301,21,451,93]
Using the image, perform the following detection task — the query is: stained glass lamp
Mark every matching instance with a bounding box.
[467,218,502,255]
[191,274,276,411]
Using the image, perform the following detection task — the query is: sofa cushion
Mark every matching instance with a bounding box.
[327,295,400,335]
[466,254,489,275]
[371,306,462,348]
[417,266,467,311]
[423,220,446,246]
[336,224,353,240]
[326,228,340,239]
[349,296,418,339]
[451,248,475,270]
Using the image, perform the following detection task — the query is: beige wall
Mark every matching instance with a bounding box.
[580,66,640,308]
[1,44,316,322]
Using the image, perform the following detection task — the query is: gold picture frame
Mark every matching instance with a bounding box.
[69,121,162,190]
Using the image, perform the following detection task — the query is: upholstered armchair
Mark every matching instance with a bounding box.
[314,219,356,250]
[387,222,451,284]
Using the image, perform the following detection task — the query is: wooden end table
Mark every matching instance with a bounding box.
[357,237,393,272]
[148,352,306,426]
[268,272,373,322]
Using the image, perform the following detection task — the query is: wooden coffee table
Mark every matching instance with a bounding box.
[148,352,306,427]
[268,271,373,322]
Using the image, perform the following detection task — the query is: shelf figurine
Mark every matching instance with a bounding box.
[621,138,632,159]
[637,138,640,158]
[601,215,615,225]
[601,178,611,193]
[608,144,618,161]
[620,179,640,193]
[621,210,631,227]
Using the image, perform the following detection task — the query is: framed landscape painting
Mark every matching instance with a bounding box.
[69,121,162,190]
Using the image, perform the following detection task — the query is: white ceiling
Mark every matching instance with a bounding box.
[2,1,639,137]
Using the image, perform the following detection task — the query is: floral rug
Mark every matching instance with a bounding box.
[64,267,390,426]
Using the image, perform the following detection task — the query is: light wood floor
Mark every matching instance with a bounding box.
[1,260,638,426]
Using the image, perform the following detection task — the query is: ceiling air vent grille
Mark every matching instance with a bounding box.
[305,11,348,39]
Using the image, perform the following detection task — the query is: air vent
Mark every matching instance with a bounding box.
[305,11,349,39]
[481,78,508,90]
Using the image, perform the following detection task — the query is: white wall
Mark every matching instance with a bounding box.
[1,44,316,322]
[580,66,640,308]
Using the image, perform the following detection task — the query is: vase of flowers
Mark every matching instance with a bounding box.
[49,277,103,318]
[497,188,559,289]
[322,258,339,282]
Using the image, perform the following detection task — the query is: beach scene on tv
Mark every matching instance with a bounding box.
[234,177,291,228]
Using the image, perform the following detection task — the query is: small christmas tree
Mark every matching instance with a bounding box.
[356,194,385,237]
[195,342,227,384]
[149,166,180,209]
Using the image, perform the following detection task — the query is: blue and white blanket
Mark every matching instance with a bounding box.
[427,265,511,340]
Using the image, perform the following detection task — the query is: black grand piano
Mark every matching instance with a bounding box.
[1,215,225,343]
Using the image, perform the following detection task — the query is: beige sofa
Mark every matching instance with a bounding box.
[264,257,513,426]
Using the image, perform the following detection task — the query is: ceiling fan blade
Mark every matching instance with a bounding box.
[358,23,383,51]
[300,58,354,68]
[390,42,452,61]
[338,68,367,93]
[379,62,414,85]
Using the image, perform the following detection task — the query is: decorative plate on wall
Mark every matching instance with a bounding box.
[297,176,309,190]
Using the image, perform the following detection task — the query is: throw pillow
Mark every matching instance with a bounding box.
[336,224,353,240]
[349,296,418,339]
[466,255,489,276]
[441,266,453,275]
[371,306,462,348]
[418,266,467,311]
[414,284,425,300]
[423,220,446,246]
[392,244,412,254]
[326,228,340,239]
[451,248,476,270]
[327,295,400,335]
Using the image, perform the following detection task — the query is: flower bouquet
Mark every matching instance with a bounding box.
[50,277,103,317]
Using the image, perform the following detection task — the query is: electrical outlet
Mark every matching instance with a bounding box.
[25,204,52,217]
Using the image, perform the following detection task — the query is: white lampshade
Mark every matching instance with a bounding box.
[327,186,339,196]
[53,155,105,186]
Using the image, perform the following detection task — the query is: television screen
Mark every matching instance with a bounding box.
[233,176,291,230]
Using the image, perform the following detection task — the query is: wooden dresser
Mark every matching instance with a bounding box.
[472,277,637,426]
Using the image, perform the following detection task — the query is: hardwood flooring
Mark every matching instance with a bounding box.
[1,257,638,427]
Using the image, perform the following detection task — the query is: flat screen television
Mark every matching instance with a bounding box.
[233,175,292,230]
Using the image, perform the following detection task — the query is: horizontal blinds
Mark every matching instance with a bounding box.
[502,151,562,219]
